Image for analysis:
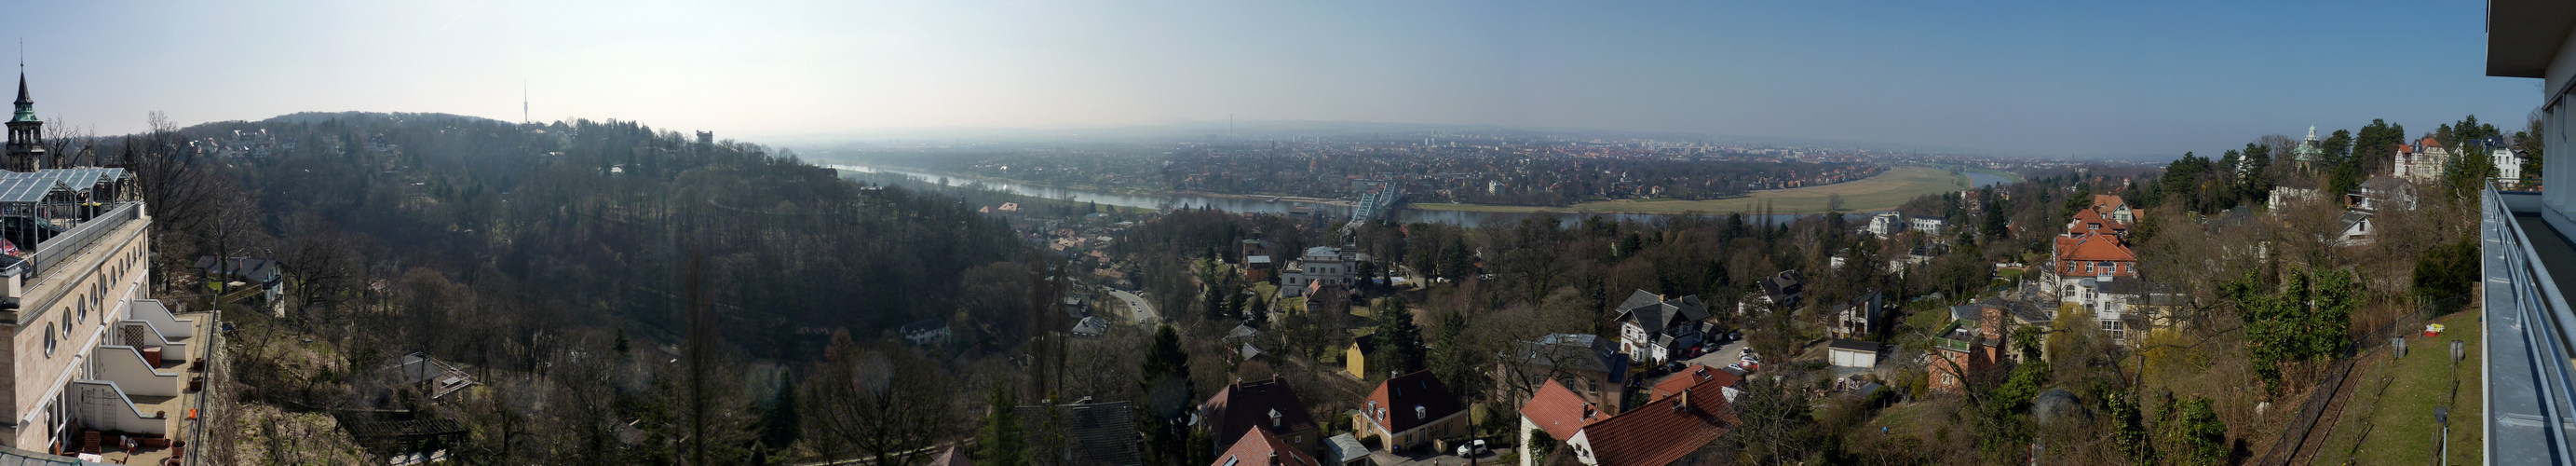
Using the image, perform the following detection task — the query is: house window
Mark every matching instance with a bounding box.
[42,322,54,356]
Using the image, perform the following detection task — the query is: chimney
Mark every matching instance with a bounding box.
[1675,389,1691,413]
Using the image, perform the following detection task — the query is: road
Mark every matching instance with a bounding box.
[1109,289,1157,325]
[1680,340,1750,370]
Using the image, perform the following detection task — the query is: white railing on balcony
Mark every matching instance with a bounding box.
[89,345,178,398]
[65,380,164,435]
[124,299,193,341]
[2481,184,2576,465]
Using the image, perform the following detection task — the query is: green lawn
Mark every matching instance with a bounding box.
[1408,166,1970,214]
[2312,311,2483,466]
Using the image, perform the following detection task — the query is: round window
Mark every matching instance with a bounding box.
[41,322,53,357]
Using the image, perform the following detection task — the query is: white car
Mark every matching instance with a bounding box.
[1455,439,1489,457]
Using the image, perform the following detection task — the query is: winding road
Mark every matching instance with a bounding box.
[1110,289,1157,325]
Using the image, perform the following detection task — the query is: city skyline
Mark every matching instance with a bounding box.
[0,0,2540,158]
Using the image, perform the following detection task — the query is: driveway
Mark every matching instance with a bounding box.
[1109,289,1156,324]
[1681,339,1749,370]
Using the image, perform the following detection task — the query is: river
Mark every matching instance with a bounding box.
[833,164,2007,226]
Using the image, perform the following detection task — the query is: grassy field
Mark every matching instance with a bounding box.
[1966,167,2025,183]
[1409,166,1971,214]
[2311,310,2483,466]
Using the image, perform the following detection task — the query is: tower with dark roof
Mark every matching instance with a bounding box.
[5,72,42,172]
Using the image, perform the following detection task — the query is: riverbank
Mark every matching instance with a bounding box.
[1409,166,1972,214]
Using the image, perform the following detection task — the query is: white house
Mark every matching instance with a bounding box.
[1907,216,1947,237]
[2496,146,2525,180]
[1865,212,1906,239]
[1611,290,1709,364]
[1279,246,1356,297]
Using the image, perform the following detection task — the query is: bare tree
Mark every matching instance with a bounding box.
[801,331,962,464]
[40,118,93,168]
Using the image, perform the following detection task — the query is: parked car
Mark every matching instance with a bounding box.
[1455,439,1489,457]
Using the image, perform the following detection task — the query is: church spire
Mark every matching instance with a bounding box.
[9,71,33,123]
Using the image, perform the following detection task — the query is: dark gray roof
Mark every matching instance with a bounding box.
[1017,401,1141,466]
[1949,304,1984,322]
[1072,316,1110,336]
[1615,290,1666,315]
[1616,290,1710,330]
[1826,339,1878,352]
[1986,298,2052,324]
[1506,333,1620,374]
[193,256,284,284]
[1761,271,1805,303]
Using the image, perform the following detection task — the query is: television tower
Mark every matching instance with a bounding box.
[522,81,529,125]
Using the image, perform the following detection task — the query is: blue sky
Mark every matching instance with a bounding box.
[3,1,2538,158]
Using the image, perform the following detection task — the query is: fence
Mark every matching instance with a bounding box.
[30,201,140,278]
[2252,294,2469,466]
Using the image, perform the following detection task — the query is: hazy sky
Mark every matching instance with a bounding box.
[7,1,2541,158]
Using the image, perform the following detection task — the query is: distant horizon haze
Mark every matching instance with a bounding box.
[4,1,2538,159]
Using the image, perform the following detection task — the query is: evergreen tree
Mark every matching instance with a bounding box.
[978,387,1026,466]
[2174,397,2230,466]
[1372,298,1427,375]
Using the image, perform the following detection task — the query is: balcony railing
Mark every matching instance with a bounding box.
[30,201,142,279]
[2480,182,2576,464]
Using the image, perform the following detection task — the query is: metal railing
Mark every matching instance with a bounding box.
[30,201,141,278]
[2480,184,2576,465]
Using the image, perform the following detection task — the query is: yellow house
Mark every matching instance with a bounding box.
[1345,336,1376,380]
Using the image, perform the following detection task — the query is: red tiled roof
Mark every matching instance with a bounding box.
[1648,364,1742,402]
[2067,209,2128,235]
[2057,233,2136,262]
[2093,194,2125,211]
[1519,379,1604,441]
[1213,428,1320,466]
[1577,376,1738,466]
[1364,371,1465,435]
[1203,377,1318,450]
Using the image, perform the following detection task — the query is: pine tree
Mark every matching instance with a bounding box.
[978,387,1026,466]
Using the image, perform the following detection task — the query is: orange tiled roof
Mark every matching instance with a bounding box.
[1577,375,1738,466]
[1213,429,1320,466]
[2092,194,2126,211]
[1519,379,1605,441]
[2060,233,2135,262]
[1648,364,1740,402]
[2067,209,2129,235]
